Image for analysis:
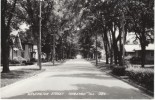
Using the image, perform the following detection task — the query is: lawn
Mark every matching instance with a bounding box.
[1,69,45,87]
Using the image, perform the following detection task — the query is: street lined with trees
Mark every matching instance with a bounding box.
[1,0,154,78]
[1,0,154,99]
[1,0,154,71]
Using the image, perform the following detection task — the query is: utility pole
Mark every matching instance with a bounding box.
[95,32,98,66]
[38,0,42,70]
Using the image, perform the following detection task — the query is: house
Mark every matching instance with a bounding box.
[125,30,154,62]
[33,45,46,60]
[9,33,36,62]
[134,44,154,63]
[124,44,140,56]
[9,34,46,62]
[21,42,35,61]
[124,44,154,63]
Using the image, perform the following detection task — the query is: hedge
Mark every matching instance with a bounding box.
[125,67,154,91]
[9,59,20,64]
[112,66,126,76]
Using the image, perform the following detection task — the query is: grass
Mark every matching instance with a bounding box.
[1,69,45,87]
[1,60,66,88]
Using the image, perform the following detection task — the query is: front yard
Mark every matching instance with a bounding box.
[1,69,45,87]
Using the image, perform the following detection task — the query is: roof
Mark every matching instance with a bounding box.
[125,44,154,52]
[135,44,155,51]
[124,45,140,52]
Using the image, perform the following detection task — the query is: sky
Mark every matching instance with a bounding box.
[19,23,29,31]
[10,23,29,36]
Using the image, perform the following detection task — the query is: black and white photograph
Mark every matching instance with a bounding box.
[0,0,154,99]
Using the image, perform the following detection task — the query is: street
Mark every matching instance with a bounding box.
[0,58,152,99]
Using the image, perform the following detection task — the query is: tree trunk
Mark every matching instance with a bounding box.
[118,39,123,66]
[105,44,109,64]
[1,18,10,73]
[69,43,71,59]
[52,33,55,65]
[1,0,17,73]
[2,38,10,73]
[141,45,146,67]
[111,32,118,65]
[101,32,109,64]
[140,32,146,68]
[46,53,49,61]
[108,31,113,65]
[95,32,98,66]
[118,27,123,66]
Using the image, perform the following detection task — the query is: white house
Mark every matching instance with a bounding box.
[9,33,36,62]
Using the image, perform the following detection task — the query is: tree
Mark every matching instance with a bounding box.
[16,0,54,68]
[126,0,154,67]
[1,0,18,73]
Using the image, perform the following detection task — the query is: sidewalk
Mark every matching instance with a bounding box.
[1,61,66,88]
[0,64,39,72]
[0,60,66,72]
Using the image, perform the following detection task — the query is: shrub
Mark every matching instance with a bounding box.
[30,58,37,62]
[12,56,27,64]
[9,59,20,64]
[25,61,34,65]
[126,67,154,91]
[130,57,141,64]
[41,58,47,62]
[112,66,126,76]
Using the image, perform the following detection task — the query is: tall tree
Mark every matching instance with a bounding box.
[1,0,18,73]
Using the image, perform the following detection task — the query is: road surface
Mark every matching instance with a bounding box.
[0,59,152,99]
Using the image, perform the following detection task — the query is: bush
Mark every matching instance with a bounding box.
[30,58,37,62]
[41,58,47,62]
[9,59,20,64]
[25,61,34,65]
[130,57,141,64]
[112,66,126,76]
[126,67,154,91]
[12,56,27,64]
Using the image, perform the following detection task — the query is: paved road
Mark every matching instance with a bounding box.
[0,59,152,99]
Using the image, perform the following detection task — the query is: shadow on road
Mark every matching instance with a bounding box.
[1,59,152,99]
[52,73,117,80]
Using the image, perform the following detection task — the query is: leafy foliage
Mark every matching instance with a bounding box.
[126,67,154,91]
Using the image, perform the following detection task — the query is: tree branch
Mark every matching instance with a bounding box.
[6,0,18,31]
